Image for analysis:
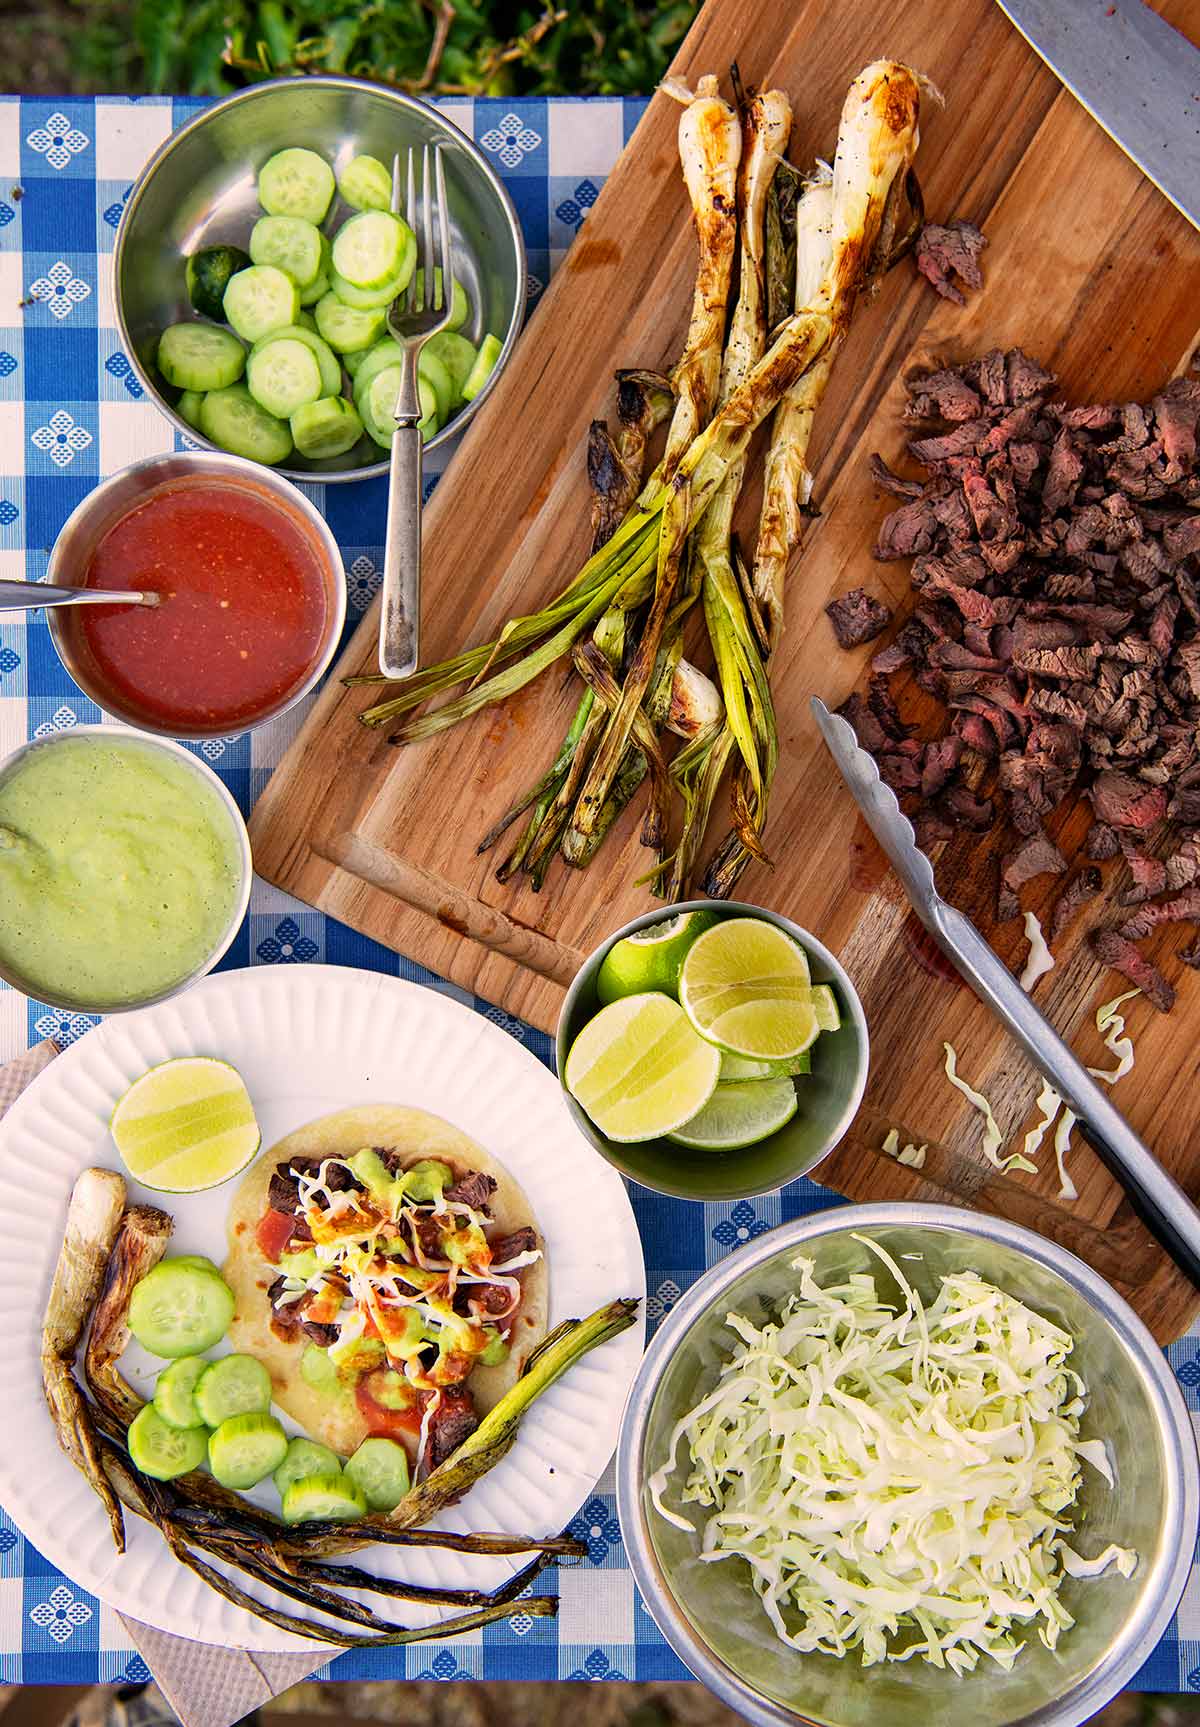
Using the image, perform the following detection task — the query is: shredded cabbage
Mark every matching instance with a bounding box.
[1019,911,1055,992]
[943,1044,1037,1175]
[882,1128,927,1169]
[649,1236,1135,1673]
[1088,990,1139,1084]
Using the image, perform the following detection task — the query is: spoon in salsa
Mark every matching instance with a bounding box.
[0,580,159,611]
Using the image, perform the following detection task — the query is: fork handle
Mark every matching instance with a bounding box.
[379,421,422,679]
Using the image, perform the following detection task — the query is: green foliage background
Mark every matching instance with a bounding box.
[8,0,698,97]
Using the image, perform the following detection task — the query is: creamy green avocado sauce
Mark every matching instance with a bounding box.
[0,735,242,1007]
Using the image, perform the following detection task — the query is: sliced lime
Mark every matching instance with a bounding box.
[564,992,721,1142]
[596,909,718,1005]
[719,1049,812,1081]
[809,983,841,1031]
[678,917,817,1061]
[111,1056,261,1193]
[668,1078,798,1150]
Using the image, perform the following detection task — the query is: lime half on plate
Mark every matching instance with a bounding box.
[565,992,721,1142]
[596,909,718,1004]
[679,918,818,1061]
[111,1056,261,1192]
[668,1077,799,1150]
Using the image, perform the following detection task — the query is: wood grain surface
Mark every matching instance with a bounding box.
[250,0,1200,1340]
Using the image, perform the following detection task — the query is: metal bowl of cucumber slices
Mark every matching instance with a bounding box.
[115,76,526,481]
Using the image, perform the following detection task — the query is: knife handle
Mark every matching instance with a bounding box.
[935,902,1200,1291]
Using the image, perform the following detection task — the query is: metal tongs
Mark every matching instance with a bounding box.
[813,695,1200,1290]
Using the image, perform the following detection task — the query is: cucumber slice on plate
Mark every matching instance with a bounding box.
[423,332,476,403]
[157,322,245,392]
[251,325,341,395]
[153,1355,208,1430]
[281,1472,368,1525]
[186,245,250,321]
[417,348,454,421]
[200,385,293,466]
[338,154,392,213]
[350,338,405,399]
[257,147,335,224]
[314,292,387,354]
[413,268,469,331]
[291,396,363,460]
[128,1405,210,1481]
[345,1436,410,1512]
[223,264,300,344]
[208,1412,289,1490]
[128,1260,236,1358]
[273,1437,342,1498]
[332,211,412,291]
[298,234,333,308]
[461,332,503,402]
[194,1353,273,1425]
[328,264,412,311]
[249,215,324,289]
[176,389,205,431]
[246,336,323,418]
[359,366,438,449]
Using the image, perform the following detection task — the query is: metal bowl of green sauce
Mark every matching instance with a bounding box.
[0,726,251,1014]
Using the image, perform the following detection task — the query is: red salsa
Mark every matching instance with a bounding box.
[77,477,330,731]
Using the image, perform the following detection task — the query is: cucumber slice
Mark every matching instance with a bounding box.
[350,339,405,400]
[345,1437,410,1512]
[172,1255,222,1276]
[153,1355,207,1430]
[246,337,323,418]
[273,1437,343,1497]
[359,366,438,449]
[332,211,411,291]
[128,1404,210,1481]
[186,245,250,322]
[194,1354,273,1426]
[423,332,476,404]
[298,234,333,308]
[223,264,300,344]
[258,147,335,224]
[291,396,363,460]
[208,1412,289,1490]
[281,1471,368,1525]
[199,385,293,466]
[128,1261,236,1359]
[296,309,318,333]
[176,390,205,431]
[249,215,324,289]
[329,263,412,311]
[413,268,469,331]
[338,154,392,213]
[417,348,454,421]
[461,332,503,403]
[251,325,341,396]
[314,292,387,354]
[343,345,370,379]
[157,322,245,392]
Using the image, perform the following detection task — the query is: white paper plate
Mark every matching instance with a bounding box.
[0,965,645,1652]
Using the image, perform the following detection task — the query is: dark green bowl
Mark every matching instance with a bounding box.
[555,899,869,1202]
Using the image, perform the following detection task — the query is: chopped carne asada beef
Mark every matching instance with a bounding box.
[914,220,987,307]
[826,587,893,649]
[425,1389,479,1471]
[443,1171,497,1211]
[1118,885,1200,942]
[268,1155,360,1215]
[1048,868,1102,945]
[1091,930,1176,1013]
[488,1225,539,1265]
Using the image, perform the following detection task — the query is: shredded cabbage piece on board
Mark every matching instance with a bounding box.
[942,1044,1037,1174]
[1019,911,1055,992]
[882,1128,927,1168]
[649,1236,1135,1674]
[1088,990,1139,1084]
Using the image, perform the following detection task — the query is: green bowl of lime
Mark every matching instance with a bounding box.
[555,900,869,1201]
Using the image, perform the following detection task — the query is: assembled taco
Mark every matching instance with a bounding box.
[223,1105,548,1470]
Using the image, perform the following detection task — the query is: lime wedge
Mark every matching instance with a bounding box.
[679,917,817,1061]
[111,1057,261,1193]
[564,992,721,1142]
[668,1078,798,1150]
[809,984,841,1031]
[720,1049,811,1080]
[596,910,718,1005]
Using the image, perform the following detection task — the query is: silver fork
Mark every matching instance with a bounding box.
[378,143,454,680]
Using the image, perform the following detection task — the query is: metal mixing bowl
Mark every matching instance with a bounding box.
[555,899,869,1201]
[45,450,346,739]
[115,76,526,481]
[618,1205,1199,1727]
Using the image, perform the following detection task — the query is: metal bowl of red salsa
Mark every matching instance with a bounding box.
[46,451,346,738]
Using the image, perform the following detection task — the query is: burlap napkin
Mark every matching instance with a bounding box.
[1,1041,328,1727]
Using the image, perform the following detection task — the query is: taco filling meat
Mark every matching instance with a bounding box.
[254,1146,543,1472]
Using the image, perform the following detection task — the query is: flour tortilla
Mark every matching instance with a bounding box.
[223,1105,549,1458]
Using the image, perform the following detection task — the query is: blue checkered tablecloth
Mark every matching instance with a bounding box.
[0,92,1198,1692]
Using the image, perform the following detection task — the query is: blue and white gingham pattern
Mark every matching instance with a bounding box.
[0,95,1195,1690]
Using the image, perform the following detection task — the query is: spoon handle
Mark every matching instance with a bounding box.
[0,581,153,612]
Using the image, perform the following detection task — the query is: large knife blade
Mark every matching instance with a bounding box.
[994,0,1200,231]
[812,695,1200,1289]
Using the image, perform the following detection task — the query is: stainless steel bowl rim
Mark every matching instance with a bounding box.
[114,74,527,482]
[555,897,871,1200]
[0,723,252,1014]
[616,1202,1200,1727]
[45,448,347,739]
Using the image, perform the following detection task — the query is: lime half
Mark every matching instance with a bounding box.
[111,1056,261,1192]
[720,1048,811,1081]
[809,984,841,1031]
[679,918,818,1061]
[564,992,721,1142]
[669,1078,799,1150]
[596,910,718,1005]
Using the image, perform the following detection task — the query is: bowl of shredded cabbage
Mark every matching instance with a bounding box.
[617,1204,1198,1727]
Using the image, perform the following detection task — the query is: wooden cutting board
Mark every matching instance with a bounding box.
[251,0,1200,1341]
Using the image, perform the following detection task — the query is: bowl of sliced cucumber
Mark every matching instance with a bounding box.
[115,76,526,480]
